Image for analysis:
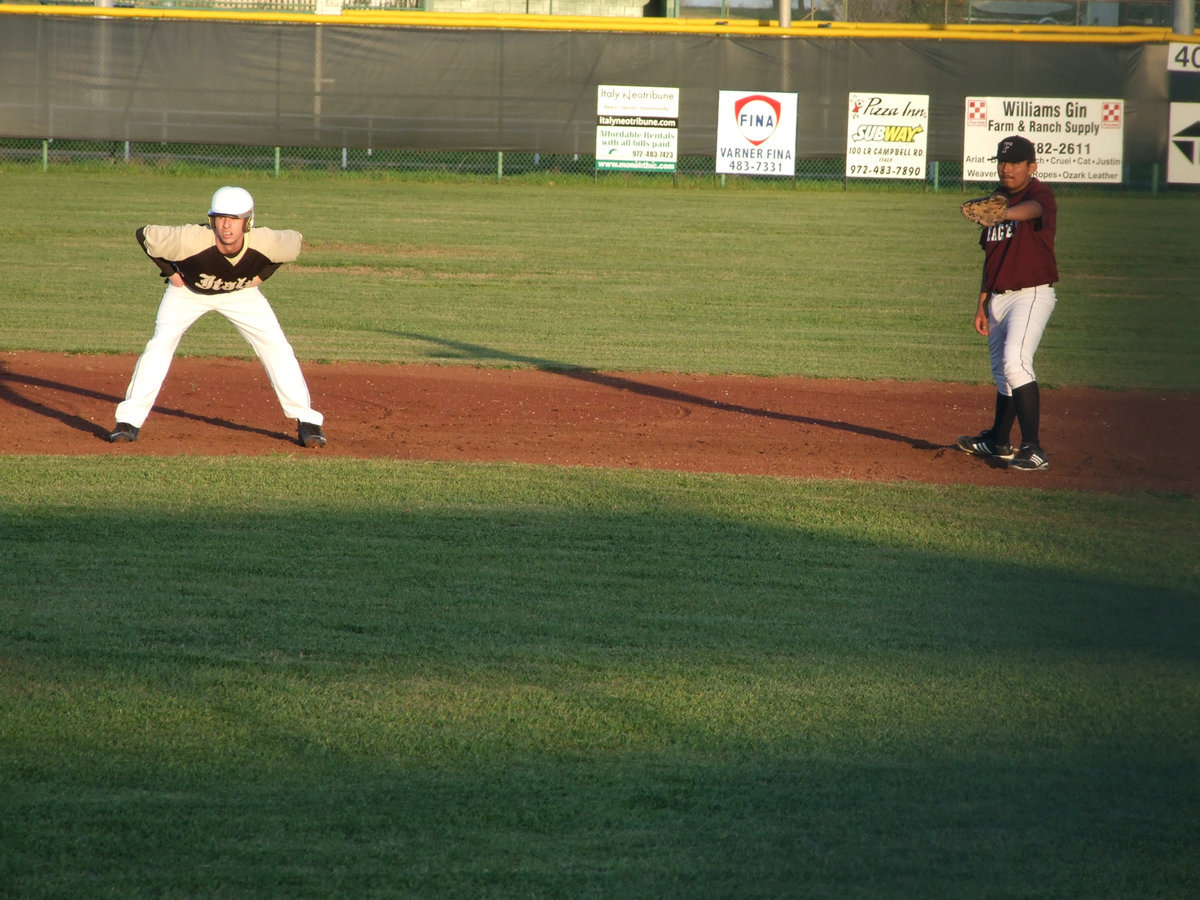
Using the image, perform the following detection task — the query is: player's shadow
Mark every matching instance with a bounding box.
[0,366,291,443]
[392,332,943,451]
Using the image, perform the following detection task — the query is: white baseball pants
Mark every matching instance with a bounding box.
[115,283,323,428]
[987,284,1056,395]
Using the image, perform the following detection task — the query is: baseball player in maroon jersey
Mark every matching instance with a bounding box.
[957,136,1058,471]
[110,186,325,448]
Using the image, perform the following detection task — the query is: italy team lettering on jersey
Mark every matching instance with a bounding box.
[137,224,302,295]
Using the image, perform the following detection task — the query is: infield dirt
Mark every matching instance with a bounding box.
[2,351,1196,496]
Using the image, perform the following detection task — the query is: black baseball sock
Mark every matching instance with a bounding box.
[990,392,1016,445]
[1012,382,1040,447]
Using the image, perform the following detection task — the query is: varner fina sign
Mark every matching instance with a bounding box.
[715,91,798,177]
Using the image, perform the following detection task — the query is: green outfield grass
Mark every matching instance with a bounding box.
[1,169,1196,389]
[2,458,1197,897]
[1,170,1198,897]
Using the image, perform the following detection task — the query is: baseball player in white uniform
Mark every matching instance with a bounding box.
[110,186,325,448]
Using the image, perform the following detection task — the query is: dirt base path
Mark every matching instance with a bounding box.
[2,351,1196,495]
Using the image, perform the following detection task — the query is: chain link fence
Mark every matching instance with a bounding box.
[682,0,1177,27]
[0,138,1179,192]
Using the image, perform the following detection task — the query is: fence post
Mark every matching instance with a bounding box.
[274,147,281,177]
[42,140,49,172]
[1175,0,1195,37]
[497,151,504,181]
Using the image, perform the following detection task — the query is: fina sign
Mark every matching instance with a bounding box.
[715,91,798,177]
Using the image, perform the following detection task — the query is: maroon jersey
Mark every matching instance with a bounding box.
[979,178,1058,294]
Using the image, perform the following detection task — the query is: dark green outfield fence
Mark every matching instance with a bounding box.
[1,6,1196,191]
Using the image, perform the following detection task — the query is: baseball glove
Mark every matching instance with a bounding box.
[960,193,1008,227]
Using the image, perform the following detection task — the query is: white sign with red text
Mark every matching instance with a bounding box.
[846,92,929,180]
[715,91,798,177]
[963,96,1124,183]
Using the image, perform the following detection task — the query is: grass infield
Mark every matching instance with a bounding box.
[1,170,1198,896]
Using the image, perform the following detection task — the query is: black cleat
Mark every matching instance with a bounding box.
[109,422,139,443]
[956,430,1014,460]
[1008,443,1049,471]
[298,421,326,448]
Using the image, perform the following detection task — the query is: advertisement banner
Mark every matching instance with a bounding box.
[845,92,929,180]
[715,91,798,177]
[596,85,679,173]
[963,97,1124,183]
[1167,102,1200,184]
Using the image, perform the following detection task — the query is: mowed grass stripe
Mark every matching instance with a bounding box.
[2,457,1196,894]
[1,171,1196,388]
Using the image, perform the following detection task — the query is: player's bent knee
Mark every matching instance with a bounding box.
[1005,370,1035,391]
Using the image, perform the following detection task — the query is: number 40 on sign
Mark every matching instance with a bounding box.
[1169,43,1200,73]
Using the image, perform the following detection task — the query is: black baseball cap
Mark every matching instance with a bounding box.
[992,135,1036,163]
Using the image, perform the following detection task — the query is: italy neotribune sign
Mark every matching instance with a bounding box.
[595,85,679,172]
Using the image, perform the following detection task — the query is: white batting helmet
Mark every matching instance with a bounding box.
[208,186,255,229]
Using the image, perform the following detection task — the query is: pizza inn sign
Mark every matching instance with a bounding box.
[845,92,930,180]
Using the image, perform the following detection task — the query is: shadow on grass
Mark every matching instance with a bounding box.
[3,479,1196,896]
[4,499,1196,664]
[4,752,1194,897]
